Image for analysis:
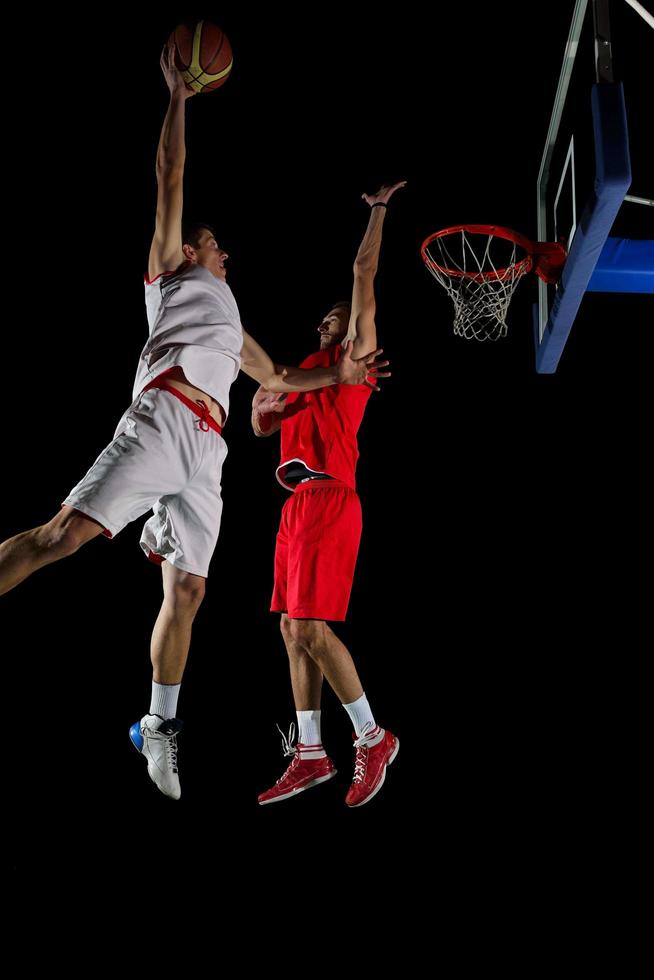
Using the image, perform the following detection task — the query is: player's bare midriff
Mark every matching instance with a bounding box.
[162,366,226,427]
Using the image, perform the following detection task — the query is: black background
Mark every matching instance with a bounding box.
[3,4,651,878]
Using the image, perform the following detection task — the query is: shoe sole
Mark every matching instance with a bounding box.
[347,737,400,809]
[258,769,337,805]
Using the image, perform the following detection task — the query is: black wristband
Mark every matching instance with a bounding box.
[371,202,387,208]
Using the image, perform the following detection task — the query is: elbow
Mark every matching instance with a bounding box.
[353,259,376,277]
[156,162,185,182]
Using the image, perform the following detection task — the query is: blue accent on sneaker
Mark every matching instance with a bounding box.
[129,721,144,752]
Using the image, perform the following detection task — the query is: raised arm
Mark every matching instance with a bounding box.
[240,329,389,393]
[147,42,196,282]
[345,181,406,358]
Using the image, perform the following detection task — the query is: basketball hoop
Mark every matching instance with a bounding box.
[421,224,566,341]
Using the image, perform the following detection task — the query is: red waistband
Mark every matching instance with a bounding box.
[292,478,353,493]
[143,376,223,434]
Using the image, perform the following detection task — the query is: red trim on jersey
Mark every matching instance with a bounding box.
[143,270,177,285]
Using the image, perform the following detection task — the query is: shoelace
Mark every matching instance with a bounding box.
[351,723,381,783]
[275,722,299,784]
[144,723,179,773]
[196,399,211,432]
[165,735,178,773]
[276,722,297,758]
[352,744,369,783]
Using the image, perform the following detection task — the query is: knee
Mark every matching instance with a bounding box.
[287,618,325,654]
[167,572,206,616]
[36,515,94,558]
[279,614,293,644]
[280,614,311,662]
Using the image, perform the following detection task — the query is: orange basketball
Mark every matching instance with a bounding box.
[169,20,233,93]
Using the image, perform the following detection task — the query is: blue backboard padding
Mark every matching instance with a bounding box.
[536,83,632,374]
[587,238,654,292]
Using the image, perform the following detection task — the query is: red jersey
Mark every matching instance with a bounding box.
[277,345,372,491]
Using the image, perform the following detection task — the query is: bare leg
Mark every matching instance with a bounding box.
[150,562,206,684]
[0,505,104,595]
[286,618,364,705]
[280,613,324,709]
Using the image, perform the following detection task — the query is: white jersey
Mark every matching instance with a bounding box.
[133,263,243,417]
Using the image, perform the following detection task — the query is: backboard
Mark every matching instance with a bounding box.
[534,0,654,373]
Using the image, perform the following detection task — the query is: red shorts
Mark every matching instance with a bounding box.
[271,479,362,621]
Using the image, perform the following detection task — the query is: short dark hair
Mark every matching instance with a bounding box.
[182,222,216,249]
[331,301,351,314]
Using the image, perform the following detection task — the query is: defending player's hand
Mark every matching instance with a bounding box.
[252,388,288,415]
[338,341,390,391]
[361,181,407,208]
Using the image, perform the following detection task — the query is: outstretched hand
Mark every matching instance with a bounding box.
[160,39,197,98]
[338,341,390,391]
[362,180,407,208]
[252,388,287,415]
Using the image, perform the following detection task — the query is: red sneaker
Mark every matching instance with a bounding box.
[258,725,337,806]
[345,727,399,808]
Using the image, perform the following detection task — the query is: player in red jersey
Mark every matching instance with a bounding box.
[252,182,405,807]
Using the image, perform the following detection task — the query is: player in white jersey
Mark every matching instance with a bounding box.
[0,41,387,800]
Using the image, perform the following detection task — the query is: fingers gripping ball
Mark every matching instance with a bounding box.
[169,20,233,93]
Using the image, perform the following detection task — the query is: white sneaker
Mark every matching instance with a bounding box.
[129,714,183,800]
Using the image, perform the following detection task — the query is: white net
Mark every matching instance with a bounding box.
[422,228,532,341]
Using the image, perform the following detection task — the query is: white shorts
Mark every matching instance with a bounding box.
[63,386,228,578]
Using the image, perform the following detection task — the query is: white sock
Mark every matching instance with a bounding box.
[342,693,380,740]
[296,709,326,758]
[150,681,181,720]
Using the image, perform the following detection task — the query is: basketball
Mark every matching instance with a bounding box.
[169,21,233,93]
